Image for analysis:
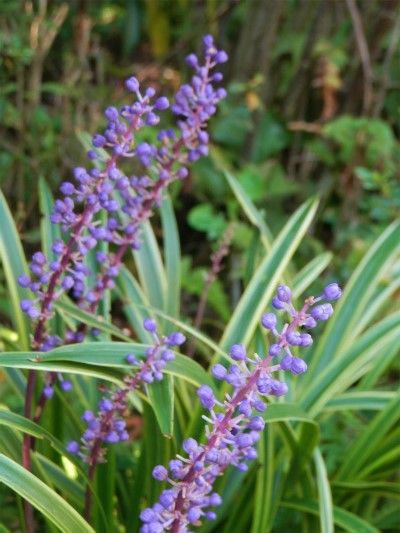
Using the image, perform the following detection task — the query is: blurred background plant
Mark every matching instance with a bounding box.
[0,1,399,532]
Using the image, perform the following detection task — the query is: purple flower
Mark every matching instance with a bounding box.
[144,282,341,531]
[323,283,342,300]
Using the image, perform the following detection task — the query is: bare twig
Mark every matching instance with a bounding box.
[345,0,373,114]
[187,224,235,358]
[372,8,400,117]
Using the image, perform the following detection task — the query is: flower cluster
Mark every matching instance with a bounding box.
[17,34,227,350]
[17,35,227,408]
[140,283,341,532]
[67,318,186,464]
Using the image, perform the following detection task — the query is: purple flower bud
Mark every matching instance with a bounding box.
[291,357,307,375]
[215,50,228,63]
[167,332,186,346]
[82,410,95,422]
[280,355,292,371]
[126,354,137,365]
[161,349,175,362]
[304,316,317,329]
[209,493,222,506]
[239,400,252,417]
[236,433,253,448]
[183,438,199,454]
[230,343,246,361]
[20,300,32,312]
[272,297,285,310]
[98,398,113,412]
[187,507,201,523]
[61,276,74,290]
[32,252,46,265]
[43,385,54,399]
[323,283,342,300]
[256,377,270,394]
[186,54,199,68]
[300,333,313,347]
[248,416,265,431]
[143,318,157,332]
[270,380,288,397]
[269,343,282,356]
[254,400,267,412]
[154,97,169,110]
[18,274,31,288]
[159,490,175,510]
[51,240,64,255]
[211,364,227,380]
[92,134,106,148]
[105,106,119,121]
[140,508,157,523]
[153,465,168,481]
[197,385,216,410]
[105,431,120,443]
[66,441,80,454]
[125,76,139,92]
[277,285,292,303]
[311,303,334,321]
[61,380,72,391]
[60,182,75,195]
[287,331,302,346]
[261,312,277,330]
[27,307,40,319]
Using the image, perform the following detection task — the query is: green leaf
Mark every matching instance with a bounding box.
[292,252,333,297]
[0,189,30,349]
[218,197,319,351]
[306,220,400,378]
[54,299,132,342]
[224,170,273,251]
[336,394,400,480]
[147,375,174,437]
[314,448,334,533]
[300,311,400,416]
[160,193,181,320]
[324,391,397,412]
[282,498,380,533]
[133,219,166,310]
[0,454,95,533]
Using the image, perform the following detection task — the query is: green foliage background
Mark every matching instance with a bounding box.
[0,1,399,532]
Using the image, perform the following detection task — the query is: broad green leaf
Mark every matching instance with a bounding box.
[160,193,181,320]
[292,252,333,297]
[0,189,30,349]
[0,345,213,388]
[147,374,174,437]
[117,267,158,344]
[307,220,400,378]
[0,454,95,533]
[55,299,132,341]
[336,394,400,480]
[133,219,167,310]
[224,170,273,251]
[282,498,380,533]
[300,311,400,416]
[314,447,333,533]
[219,197,319,351]
[324,391,397,412]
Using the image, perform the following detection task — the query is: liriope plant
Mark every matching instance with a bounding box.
[0,33,399,533]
